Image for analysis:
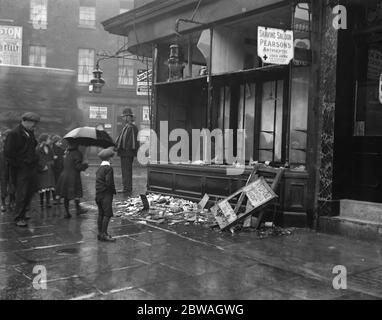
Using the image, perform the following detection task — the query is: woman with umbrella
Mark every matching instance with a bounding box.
[56,140,89,218]
[57,127,114,218]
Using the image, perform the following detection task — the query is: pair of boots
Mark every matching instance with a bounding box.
[63,199,88,219]
[39,191,53,208]
[97,215,116,242]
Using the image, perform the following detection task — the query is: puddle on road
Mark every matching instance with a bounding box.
[56,248,79,255]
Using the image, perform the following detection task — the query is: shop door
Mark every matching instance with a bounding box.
[348,34,382,202]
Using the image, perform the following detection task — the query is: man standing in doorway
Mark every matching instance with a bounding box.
[115,108,138,196]
[4,112,40,227]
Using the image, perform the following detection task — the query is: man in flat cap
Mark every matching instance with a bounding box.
[115,108,139,196]
[4,112,40,227]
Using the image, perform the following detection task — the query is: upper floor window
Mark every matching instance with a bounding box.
[29,45,46,67]
[118,58,134,86]
[78,48,94,83]
[79,6,96,28]
[30,0,47,30]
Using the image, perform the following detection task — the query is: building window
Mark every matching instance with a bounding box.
[118,58,134,86]
[30,0,48,30]
[78,48,94,83]
[29,45,46,67]
[79,6,96,28]
[216,78,287,165]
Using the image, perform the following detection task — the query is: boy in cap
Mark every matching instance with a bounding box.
[96,148,117,242]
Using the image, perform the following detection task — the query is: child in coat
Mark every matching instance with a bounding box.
[0,129,14,212]
[36,133,56,208]
[50,135,65,205]
[96,148,116,242]
[56,141,89,219]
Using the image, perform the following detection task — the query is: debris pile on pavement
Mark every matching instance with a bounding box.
[114,194,217,226]
[113,193,295,239]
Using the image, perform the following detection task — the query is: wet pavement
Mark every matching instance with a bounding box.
[1,164,382,300]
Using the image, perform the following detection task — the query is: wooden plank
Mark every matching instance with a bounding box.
[233,165,258,214]
[219,166,285,231]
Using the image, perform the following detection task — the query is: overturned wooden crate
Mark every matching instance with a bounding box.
[210,165,285,231]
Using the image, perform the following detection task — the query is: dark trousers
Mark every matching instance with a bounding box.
[96,193,113,218]
[120,156,133,192]
[13,166,36,221]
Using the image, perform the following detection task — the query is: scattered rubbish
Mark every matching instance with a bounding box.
[114,193,216,227]
[113,192,294,239]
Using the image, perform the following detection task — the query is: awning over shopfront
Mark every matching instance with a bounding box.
[102,0,290,56]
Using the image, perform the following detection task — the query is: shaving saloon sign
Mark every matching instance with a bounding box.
[258,26,294,65]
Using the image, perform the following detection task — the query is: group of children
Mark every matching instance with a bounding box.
[0,128,117,243]
[0,130,66,211]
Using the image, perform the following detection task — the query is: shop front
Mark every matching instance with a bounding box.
[103,0,322,227]
[334,0,382,204]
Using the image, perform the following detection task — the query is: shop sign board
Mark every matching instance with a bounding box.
[142,106,150,121]
[0,25,22,65]
[89,106,107,119]
[137,69,152,96]
[212,200,237,229]
[258,26,294,65]
[244,177,277,209]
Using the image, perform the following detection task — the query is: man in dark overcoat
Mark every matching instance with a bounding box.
[4,112,40,227]
[115,108,139,196]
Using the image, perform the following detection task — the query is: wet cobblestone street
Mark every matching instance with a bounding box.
[0,164,381,300]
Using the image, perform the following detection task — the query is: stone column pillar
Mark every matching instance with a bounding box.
[315,0,339,217]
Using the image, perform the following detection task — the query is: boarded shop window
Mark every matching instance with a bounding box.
[79,6,96,28]
[289,67,309,165]
[216,78,285,165]
[258,80,284,163]
[30,0,47,29]
[78,48,94,83]
[29,45,46,67]
[118,58,134,85]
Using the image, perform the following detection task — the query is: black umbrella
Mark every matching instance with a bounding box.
[63,127,115,148]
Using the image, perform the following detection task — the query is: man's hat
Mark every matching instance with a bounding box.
[121,108,134,117]
[98,148,115,160]
[21,112,40,122]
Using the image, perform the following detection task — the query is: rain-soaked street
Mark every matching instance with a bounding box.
[0,164,381,300]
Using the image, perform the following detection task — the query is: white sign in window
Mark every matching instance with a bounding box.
[0,25,23,65]
[142,106,150,121]
[258,26,294,65]
[89,106,107,119]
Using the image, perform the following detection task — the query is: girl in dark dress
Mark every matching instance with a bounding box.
[50,135,65,205]
[56,141,89,219]
[36,133,56,208]
[0,129,15,212]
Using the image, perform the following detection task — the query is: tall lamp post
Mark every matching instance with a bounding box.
[89,60,105,93]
